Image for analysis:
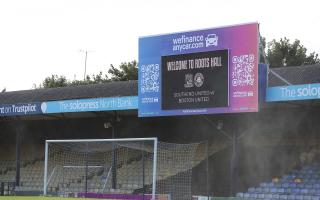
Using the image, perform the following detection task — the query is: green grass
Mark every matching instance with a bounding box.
[0,197,99,200]
[0,197,242,200]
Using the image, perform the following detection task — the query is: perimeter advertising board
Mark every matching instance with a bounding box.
[138,23,259,117]
[266,83,320,102]
[0,102,42,116]
[0,96,138,117]
[41,96,138,113]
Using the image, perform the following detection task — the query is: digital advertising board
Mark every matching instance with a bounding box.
[138,23,259,117]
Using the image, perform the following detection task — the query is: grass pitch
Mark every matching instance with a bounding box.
[0,197,99,200]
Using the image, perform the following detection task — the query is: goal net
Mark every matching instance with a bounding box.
[43,138,205,200]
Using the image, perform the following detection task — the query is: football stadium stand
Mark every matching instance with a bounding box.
[237,151,320,200]
[0,140,217,196]
[1,64,320,198]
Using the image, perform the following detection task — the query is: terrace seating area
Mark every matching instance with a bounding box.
[0,160,15,180]
[237,162,320,200]
[0,160,44,194]
[17,161,44,192]
[0,141,213,196]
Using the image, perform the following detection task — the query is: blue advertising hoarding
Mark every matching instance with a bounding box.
[41,96,138,114]
[266,83,320,102]
[0,96,138,117]
[0,102,42,116]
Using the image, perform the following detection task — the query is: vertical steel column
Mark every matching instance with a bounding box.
[206,141,210,199]
[15,128,21,187]
[0,182,4,196]
[85,142,89,195]
[111,113,117,189]
[151,138,158,200]
[142,141,145,200]
[230,131,238,196]
[43,141,49,195]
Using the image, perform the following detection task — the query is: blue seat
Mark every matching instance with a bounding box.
[272,194,280,199]
[303,195,312,200]
[314,190,320,195]
[292,170,300,174]
[288,194,296,200]
[285,188,292,193]
[314,184,320,189]
[270,187,278,194]
[295,195,303,200]
[304,179,311,183]
[263,187,270,193]
[292,188,300,194]
[301,189,309,194]
[280,194,288,200]
[268,182,275,187]
[248,187,255,193]
[249,193,258,198]
[306,184,314,189]
[243,193,250,198]
[311,196,320,200]
[309,189,316,195]
[305,175,313,179]
[307,170,315,174]
[283,183,290,188]
[264,193,273,199]
[278,188,286,194]
[290,183,298,188]
[258,193,265,199]
[255,187,262,193]
[283,175,291,179]
[236,193,243,198]
[306,179,317,184]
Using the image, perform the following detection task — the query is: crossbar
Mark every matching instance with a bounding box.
[46,137,157,143]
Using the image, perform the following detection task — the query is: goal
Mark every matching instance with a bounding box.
[43,138,206,200]
[43,138,158,199]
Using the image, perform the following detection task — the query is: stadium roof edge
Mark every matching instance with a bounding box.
[1,64,320,105]
[268,64,320,87]
[0,80,138,104]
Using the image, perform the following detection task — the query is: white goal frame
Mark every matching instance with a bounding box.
[43,137,158,199]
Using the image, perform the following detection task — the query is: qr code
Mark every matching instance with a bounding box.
[231,54,255,87]
[140,64,160,94]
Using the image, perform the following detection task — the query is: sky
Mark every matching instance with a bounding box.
[0,0,319,91]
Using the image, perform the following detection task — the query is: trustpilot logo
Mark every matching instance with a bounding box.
[172,33,218,52]
[41,102,47,113]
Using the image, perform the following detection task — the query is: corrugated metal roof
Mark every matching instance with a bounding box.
[0,80,138,104]
[1,64,320,105]
[268,64,320,87]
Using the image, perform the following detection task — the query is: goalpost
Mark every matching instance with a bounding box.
[43,138,158,199]
[44,137,206,200]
